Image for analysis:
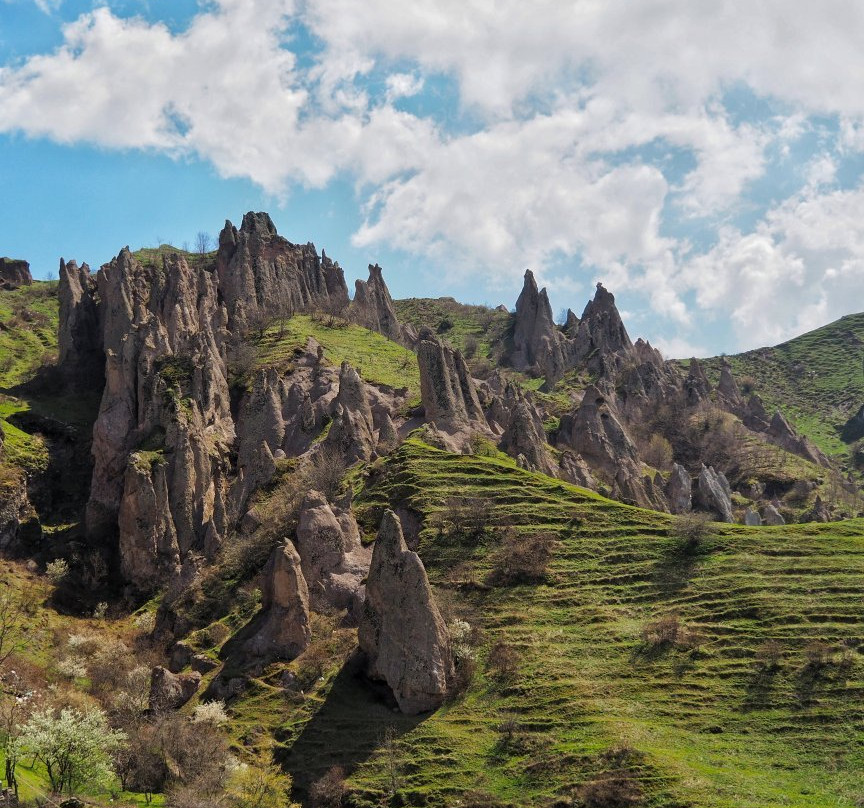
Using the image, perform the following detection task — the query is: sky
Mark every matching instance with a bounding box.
[2,1,864,357]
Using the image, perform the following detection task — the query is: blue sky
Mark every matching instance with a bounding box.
[3,0,864,357]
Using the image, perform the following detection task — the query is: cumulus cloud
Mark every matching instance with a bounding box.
[3,0,864,350]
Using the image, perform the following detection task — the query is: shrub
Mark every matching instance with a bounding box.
[486,641,520,681]
[488,529,554,586]
[193,701,229,727]
[640,613,703,654]
[754,640,783,671]
[309,765,346,808]
[669,511,714,552]
[578,746,644,808]
[642,434,673,470]
[45,558,69,583]
[463,335,479,359]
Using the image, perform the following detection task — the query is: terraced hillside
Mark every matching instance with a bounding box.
[240,439,864,807]
[699,313,864,458]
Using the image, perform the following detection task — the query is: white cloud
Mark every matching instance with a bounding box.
[4,1,864,351]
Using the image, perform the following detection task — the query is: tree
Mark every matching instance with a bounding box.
[16,707,125,795]
[0,590,30,671]
[225,759,299,808]
[195,231,213,255]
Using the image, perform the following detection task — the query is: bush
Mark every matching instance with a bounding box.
[486,641,520,681]
[669,511,713,552]
[640,613,703,653]
[578,746,644,808]
[463,335,479,359]
[488,529,554,586]
[309,765,346,807]
[642,434,673,470]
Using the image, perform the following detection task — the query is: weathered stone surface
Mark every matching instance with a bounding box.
[694,464,733,522]
[417,328,484,430]
[118,454,181,592]
[841,404,864,443]
[351,264,402,342]
[376,411,400,454]
[665,463,692,514]
[0,258,31,290]
[744,508,761,526]
[0,471,40,552]
[148,666,201,711]
[558,386,657,507]
[57,259,103,387]
[571,283,634,376]
[216,212,349,331]
[761,503,785,526]
[683,359,712,406]
[295,491,371,614]
[245,543,311,660]
[717,361,743,407]
[767,411,829,467]
[509,270,565,383]
[358,510,453,714]
[324,362,376,463]
[499,398,557,476]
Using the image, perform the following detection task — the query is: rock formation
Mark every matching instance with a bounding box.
[358,510,453,714]
[216,212,349,331]
[744,508,761,526]
[324,362,377,463]
[558,387,663,508]
[694,464,733,522]
[295,491,371,614]
[761,503,785,526]
[683,359,712,406]
[417,327,486,444]
[665,463,692,514]
[148,666,201,711]
[351,264,402,342]
[57,259,103,388]
[499,398,557,476]
[245,543,311,660]
[570,283,634,377]
[0,258,31,290]
[509,270,565,383]
[767,411,829,467]
[118,454,181,591]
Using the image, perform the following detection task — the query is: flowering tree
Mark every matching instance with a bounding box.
[16,707,126,795]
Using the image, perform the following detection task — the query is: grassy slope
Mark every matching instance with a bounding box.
[257,315,421,398]
[699,312,864,457]
[234,439,864,807]
[395,297,512,360]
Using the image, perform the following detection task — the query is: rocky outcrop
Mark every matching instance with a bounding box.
[841,404,864,443]
[117,454,180,591]
[57,259,103,388]
[351,264,402,342]
[83,247,234,585]
[0,258,31,290]
[761,503,785,526]
[148,666,201,711]
[417,328,485,440]
[744,508,761,526]
[245,543,311,660]
[570,283,634,377]
[295,491,371,614]
[0,471,40,552]
[767,411,829,467]
[717,361,743,408]
[216,212,349,332]
[683,359,712,406]
[324,362,376,463]
[358,510,453,714]
[558,387,662,508]
[499,398,557,476]
[665,463,692,514]
[509,270,566,383]
[694,464,733,522]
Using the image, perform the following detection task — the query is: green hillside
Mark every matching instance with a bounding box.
[218,438,864,807]
[700,313,864,458]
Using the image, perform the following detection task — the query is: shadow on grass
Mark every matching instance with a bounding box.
[277,655,427,802]
[742,665,780,711]
[651,541,704,596]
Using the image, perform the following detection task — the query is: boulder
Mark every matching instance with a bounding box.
[148,666,201,711]
[744,508,761,526]
[665,463,692,514]
[0,258,31,289]
[499,398,557,476]
[245,543,311,661]
[57,259,103,388]
[694,464,733,522]
[358,510,453,714]
[295,491,371,614]
[761,503,785,526]
[683,358,712,406]
[570,283,635,376]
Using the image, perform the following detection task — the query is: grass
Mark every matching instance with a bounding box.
[394,297,511,360]
[219,437,864,807]
[257,315,421,396]
[698,312,864,458]
[0,282,58,389]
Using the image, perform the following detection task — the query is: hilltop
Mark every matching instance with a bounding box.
[1,214,864,808]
